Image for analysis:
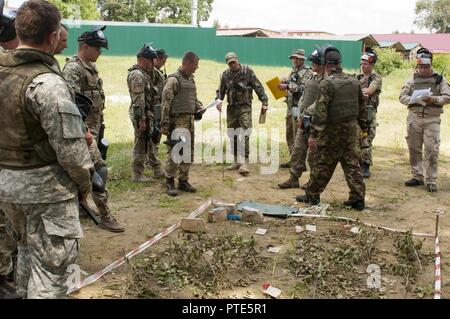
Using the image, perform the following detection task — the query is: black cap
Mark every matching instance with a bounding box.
[78,25,108,49]
[319,44,342,65]
[137,43,157,59]
[156,48,168,59]
[308,49,324,65]
[0,0,16,42]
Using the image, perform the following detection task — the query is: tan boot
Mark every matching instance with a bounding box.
[227,163,241,171]
[278,174,300,189]
[98,205,125,233]
[239,164,250,176]
[153,166,165,178]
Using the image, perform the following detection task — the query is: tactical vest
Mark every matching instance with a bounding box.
[223,65,253,106]
[169,71,197,114]
[0,49,59,169]
[64,56,105,112]
[411,74,441,109]
[357,73,381,109]
[326,74,360,124]
[299,77,320,111]
[288,66,310,108]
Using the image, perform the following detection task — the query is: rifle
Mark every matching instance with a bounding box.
[79,201,101,225]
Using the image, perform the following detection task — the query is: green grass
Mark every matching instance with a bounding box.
[55,55,450,192]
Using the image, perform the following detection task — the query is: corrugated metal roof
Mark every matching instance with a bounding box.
[374,34,450,53]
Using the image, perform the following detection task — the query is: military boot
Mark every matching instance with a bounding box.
[132,172,152,183]
[296,194,320,205]
[0,276,21,299]
[427,183,438,193]
[239,164,250,176]
[343,200,366,211]
[153,165,165,179]
[178,180,197,193]
[361,163,371,179]
[278,174,300,189]
[98,204,125,233]
[405,178,424,187]
[166,178,178,197]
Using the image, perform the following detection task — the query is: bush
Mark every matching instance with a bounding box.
[374,48,408,76]
[432,54,450,79]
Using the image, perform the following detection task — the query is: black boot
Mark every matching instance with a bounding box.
[362,163,371,179]
[166,178,178,197]
[405,178,424,187]
[296,194,320,205]
[0,276,21,299]
[343,200,366,211]
[178,180,197,193]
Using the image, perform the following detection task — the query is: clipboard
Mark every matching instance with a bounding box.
[266,77,287,100]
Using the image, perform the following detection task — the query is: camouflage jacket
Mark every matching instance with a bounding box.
[284,65,312,109]
[357,71,382,109]
[127,64,155,121]
[311,68,367,138]
[217,65,268,107]
[0,72,93,204]
[161,68,203,130]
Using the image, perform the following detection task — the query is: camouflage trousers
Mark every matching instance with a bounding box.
[147,139,161,169]
[286,115,298,156]
[86,108,103,140]
[89,140,110,211]
[406,111,441,184]
[290,128,318,179]
[0,209,16,276]
[165,114,195,181]
[227,104,252,162]
[130,116,156,176]
[0,198,82,299]
[360,111,377,165]
[306,121,366,202]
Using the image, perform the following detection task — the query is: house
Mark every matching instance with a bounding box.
[216,28,281,38]
[373,34,450,54]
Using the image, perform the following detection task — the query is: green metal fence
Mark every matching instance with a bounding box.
[64,21,363,69]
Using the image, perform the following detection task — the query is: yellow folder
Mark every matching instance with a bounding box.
[266,77,287,100]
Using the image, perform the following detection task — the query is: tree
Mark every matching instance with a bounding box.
[48,0,100,20]
[414,0,450,33]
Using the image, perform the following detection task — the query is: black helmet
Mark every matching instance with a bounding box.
[155,48,168,59]
[0,0,16,42]
[361,47,377,64]
[78,25,108,49]
[319,44,342,65]
[307,49,324,65]
[137,43,157,59]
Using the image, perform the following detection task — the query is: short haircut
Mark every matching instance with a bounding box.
[182,51,199,64]
[15,0,61,46]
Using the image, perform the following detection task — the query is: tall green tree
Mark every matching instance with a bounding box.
[49,0,100,20]
[414,0,450,33]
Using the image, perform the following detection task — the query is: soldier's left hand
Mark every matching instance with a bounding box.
[278,83,288,91]
[308,137,318,151]
[85,131,93,146]
[423,96,435,105]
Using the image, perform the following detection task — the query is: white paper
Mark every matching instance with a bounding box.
[306,224,317,233]
[255,228,268,236]
[264,286,282,298]
[350,227,361,235]
[268,247,282,254]
[409,88,432,106]
[295,226,304,234]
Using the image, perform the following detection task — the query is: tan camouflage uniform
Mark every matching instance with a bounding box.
[127,64,156,178]
[161,68,203,181]
[218,65,268,162]
[400,73,450,185]
[357,72,382,166]
[0,49,93,299]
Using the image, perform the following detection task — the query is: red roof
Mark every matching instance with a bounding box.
[373,34,450,53]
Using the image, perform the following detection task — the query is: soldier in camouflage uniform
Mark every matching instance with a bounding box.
[0,0,93,298]
[0,1,19,299]
[144,48,169,177]
[62,25,108,143]
[357,49,382,178]
[278,49,312,168]
[128,44,159,182]
[400,48,450,193]
[296,46,368,211]
[161,52,206,197]
[278,49,324,189]
[217,52,269,176]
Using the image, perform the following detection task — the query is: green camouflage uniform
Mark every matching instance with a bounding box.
[284,65,312,155]
[218,65,268,161]
[306,68,367,202]
[62,56,105,140]
[290,74,322,179]
[399,73,450,185]
[0,49,93,299]
[357,72,382,166]
[127,64,157,176]
[161,68,203,181]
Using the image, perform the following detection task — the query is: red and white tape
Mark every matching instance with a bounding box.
[67,199,212,295]
[434,236,442,299]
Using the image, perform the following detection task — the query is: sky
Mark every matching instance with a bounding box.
[202,0,429,34]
